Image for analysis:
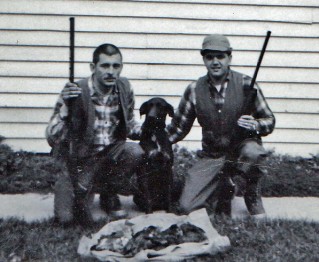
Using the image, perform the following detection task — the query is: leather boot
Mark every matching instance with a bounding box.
[100,193,128,219]
[73,183,94,228]
[54,170,75,225]
[244,177,265,216]
[215,176,236,216]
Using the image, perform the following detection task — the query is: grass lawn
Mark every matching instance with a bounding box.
[0,142,319,261]
[0,216,318,261]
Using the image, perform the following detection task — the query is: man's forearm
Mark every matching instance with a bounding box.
[46,115,68,147]
[256,116,275,136]
[46,98,69,147]
[254,86,276,136]
[167,83,197,144]
[166,114,195,144]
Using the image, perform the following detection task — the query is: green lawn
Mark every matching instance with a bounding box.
[0,216,318,261]
[0,142,319,261]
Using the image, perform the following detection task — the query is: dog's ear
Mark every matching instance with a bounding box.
[139,101,149,116]
[166,103,175,117]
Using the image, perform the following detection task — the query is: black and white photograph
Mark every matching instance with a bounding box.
[0,0,318,261]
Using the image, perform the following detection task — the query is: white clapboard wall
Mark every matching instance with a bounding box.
[0,0,318,156]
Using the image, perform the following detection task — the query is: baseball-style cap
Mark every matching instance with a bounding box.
[201,34,232,55]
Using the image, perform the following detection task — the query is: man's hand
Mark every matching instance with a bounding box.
[59,82,81,119]
[62,82,81,101]
[237,115,259,132]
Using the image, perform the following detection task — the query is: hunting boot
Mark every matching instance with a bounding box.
[215,162,237,217]
[215,175,236,216]
[54,170,75,225]
[73,183,94,228]
[244,176,265,216]
[100,192,128,219]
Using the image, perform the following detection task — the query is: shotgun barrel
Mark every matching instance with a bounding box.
[68,17,75,157]
[69,17,75,83]
[250,31,271,89]
[242,31,271,116]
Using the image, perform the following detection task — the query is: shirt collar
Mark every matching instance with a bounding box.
[88,75,95,96]
[207,71,230,91]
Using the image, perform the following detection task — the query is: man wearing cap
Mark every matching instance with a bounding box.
[167,34,275,217]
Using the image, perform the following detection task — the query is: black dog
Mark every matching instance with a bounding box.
[134,97,174,213]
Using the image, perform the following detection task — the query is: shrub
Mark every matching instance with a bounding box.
[0,143,318,197]
[0,136,23,177]
[0,137,60,193]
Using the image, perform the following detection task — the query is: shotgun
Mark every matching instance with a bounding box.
[242,31,271,115]
[69,17,75,83]
[229,31,272,150]
[222,32,272,198]
[251,31,271,91]
[68,17,75,157]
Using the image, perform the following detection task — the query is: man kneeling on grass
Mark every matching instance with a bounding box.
[167,34,275,217]
[46,44,145,227]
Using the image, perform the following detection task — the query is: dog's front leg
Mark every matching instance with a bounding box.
[167,169,173,213]
[137,162,153,214]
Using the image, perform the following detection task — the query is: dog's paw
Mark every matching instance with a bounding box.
[162,152,171,162]
[148,149,160,159]
[148,150,172,165]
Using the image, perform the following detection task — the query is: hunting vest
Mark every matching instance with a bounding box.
[195,70,259,156]
[55,77,132,160]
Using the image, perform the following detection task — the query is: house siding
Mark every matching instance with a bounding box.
[0,0,318,156]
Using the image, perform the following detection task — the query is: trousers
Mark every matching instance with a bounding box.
[179,139,267,214]
[54,141,144,223]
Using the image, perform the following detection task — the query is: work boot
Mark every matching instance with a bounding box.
[100,193,128,219]
[73,183,94,228]
[215,176,236,216]
[244,178,265,216]
[73,195,94,228]
[215,199,232,216]
[54,171,75,225]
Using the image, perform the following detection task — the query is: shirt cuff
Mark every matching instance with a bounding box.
[255,120,261,135]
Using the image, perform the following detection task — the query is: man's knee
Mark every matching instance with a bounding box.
[237,140,267,173]
[240,140,267,160]
[178,198,193,215]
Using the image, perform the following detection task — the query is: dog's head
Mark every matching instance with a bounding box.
[140,97,174,128]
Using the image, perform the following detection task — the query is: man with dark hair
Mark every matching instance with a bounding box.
[46,43,144,226]
[167,34,275,217]
[92,43,123,64]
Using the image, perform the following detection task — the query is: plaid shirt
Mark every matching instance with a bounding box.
[46,76,140,152]
[90,80,121,151]
[167,72,275,144]
[207,74,228,111]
